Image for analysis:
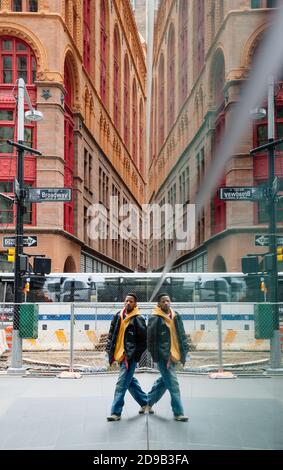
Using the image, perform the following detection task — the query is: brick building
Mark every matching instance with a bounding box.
[148,0,282,273]
[0,0,146,273]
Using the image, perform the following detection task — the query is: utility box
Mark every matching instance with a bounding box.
[254,304,276,339]
[19,304,38,339]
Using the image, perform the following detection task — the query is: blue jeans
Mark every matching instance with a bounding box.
[111,360,148,416]
[147,360,184,416]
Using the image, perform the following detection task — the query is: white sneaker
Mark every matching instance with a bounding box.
[107,414,121,421]
[174,415,188,422]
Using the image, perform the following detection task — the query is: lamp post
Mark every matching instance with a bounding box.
[251,75,282,370]
[7,78,43,374]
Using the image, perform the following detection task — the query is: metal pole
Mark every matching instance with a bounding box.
[267,75,281,369]
[70,303,74,372]
[9,78,25,374]
[217,303,223,373]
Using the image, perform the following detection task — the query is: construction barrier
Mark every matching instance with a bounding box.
[4,325,13,351]
[0,329,8,356]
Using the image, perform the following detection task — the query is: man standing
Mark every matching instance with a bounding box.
[147,293,189,422]
[106,293,148,421]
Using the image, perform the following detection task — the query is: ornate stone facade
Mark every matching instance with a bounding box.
[0,0,146,273]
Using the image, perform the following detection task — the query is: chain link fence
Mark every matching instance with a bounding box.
[0,302,282,373]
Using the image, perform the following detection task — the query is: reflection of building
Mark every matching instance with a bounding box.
[0,1,146,273]
[149,0,282,273]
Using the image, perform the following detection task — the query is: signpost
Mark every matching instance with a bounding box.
[219,186,266,201]
[27,188,72,203]
[3,236,38,248]
[255,234,283,247]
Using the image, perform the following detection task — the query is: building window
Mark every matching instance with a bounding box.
[139,99,144,175]
[179,167,189,204]
[83,0,91,73]
[124,54,130,148]
[12,0,22,10]
[12,0,38,11]
[195,0,204,77]
[251,0,276,7]
[167,25,175,130]
[179,0,188,107]
[113,26,121,130]
[257,181,283,223]
[64,62,74,234]
[0,181,33,225]
[158,55,165,149]
[132,79,137,164]
[0,37,36,84]
[99,168,109,207]
[100,0,108,106]
[197,148,205,186]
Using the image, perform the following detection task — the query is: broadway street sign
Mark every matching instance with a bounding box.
[27,188,72,202]
[219,186,266,201]
[3,236,38,248]
[255,234,283,247]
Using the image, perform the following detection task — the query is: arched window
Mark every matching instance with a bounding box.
[100,0,109,106]
[0,37,37,226]
[124,54,130,148]
[179,0,188,107]
[113,25,121,130]
[0,36,36,84]
[158,54,165,149]
[195,0,204,77]
[132,78,137,164]
[83,0,91,73]
[167,24,175,130]
[139,98,144,175]
[213,52,225,109]
[64,60,74,234]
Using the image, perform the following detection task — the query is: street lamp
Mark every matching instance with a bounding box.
[7,78,43,375]
[250,75,282,370]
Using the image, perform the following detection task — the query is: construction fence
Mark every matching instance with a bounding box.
[0,302,282,372]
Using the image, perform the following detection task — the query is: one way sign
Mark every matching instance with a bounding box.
[3,236,38,248]
[255,234,283,247]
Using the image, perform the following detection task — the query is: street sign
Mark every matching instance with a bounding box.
[3,236,38,248]
[219,186,266,201]
[255,234,283,247]
[27,188,72,203]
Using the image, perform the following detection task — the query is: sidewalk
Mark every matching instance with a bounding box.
[0,373,282,450]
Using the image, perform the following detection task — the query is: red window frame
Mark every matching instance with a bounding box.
[124,54,130,148]
[64,63,74,234]
[0,180,35,226]
[132,79,137,164]
[158,55,165,150]
[113,26,121,130]
[167,25,175,130]
[0,37,37,227]
[83,0,91,73]
[100,0,108,105]
[0,36,36,85]
[139,98,144,175]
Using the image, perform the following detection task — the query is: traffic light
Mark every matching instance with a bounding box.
[7,248,15,263]
[277,247,283,262]
[241,256,259,274]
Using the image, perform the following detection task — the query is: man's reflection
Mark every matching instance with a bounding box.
[147,293,189,422]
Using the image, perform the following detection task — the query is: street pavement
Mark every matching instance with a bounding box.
[0,372,282,450]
